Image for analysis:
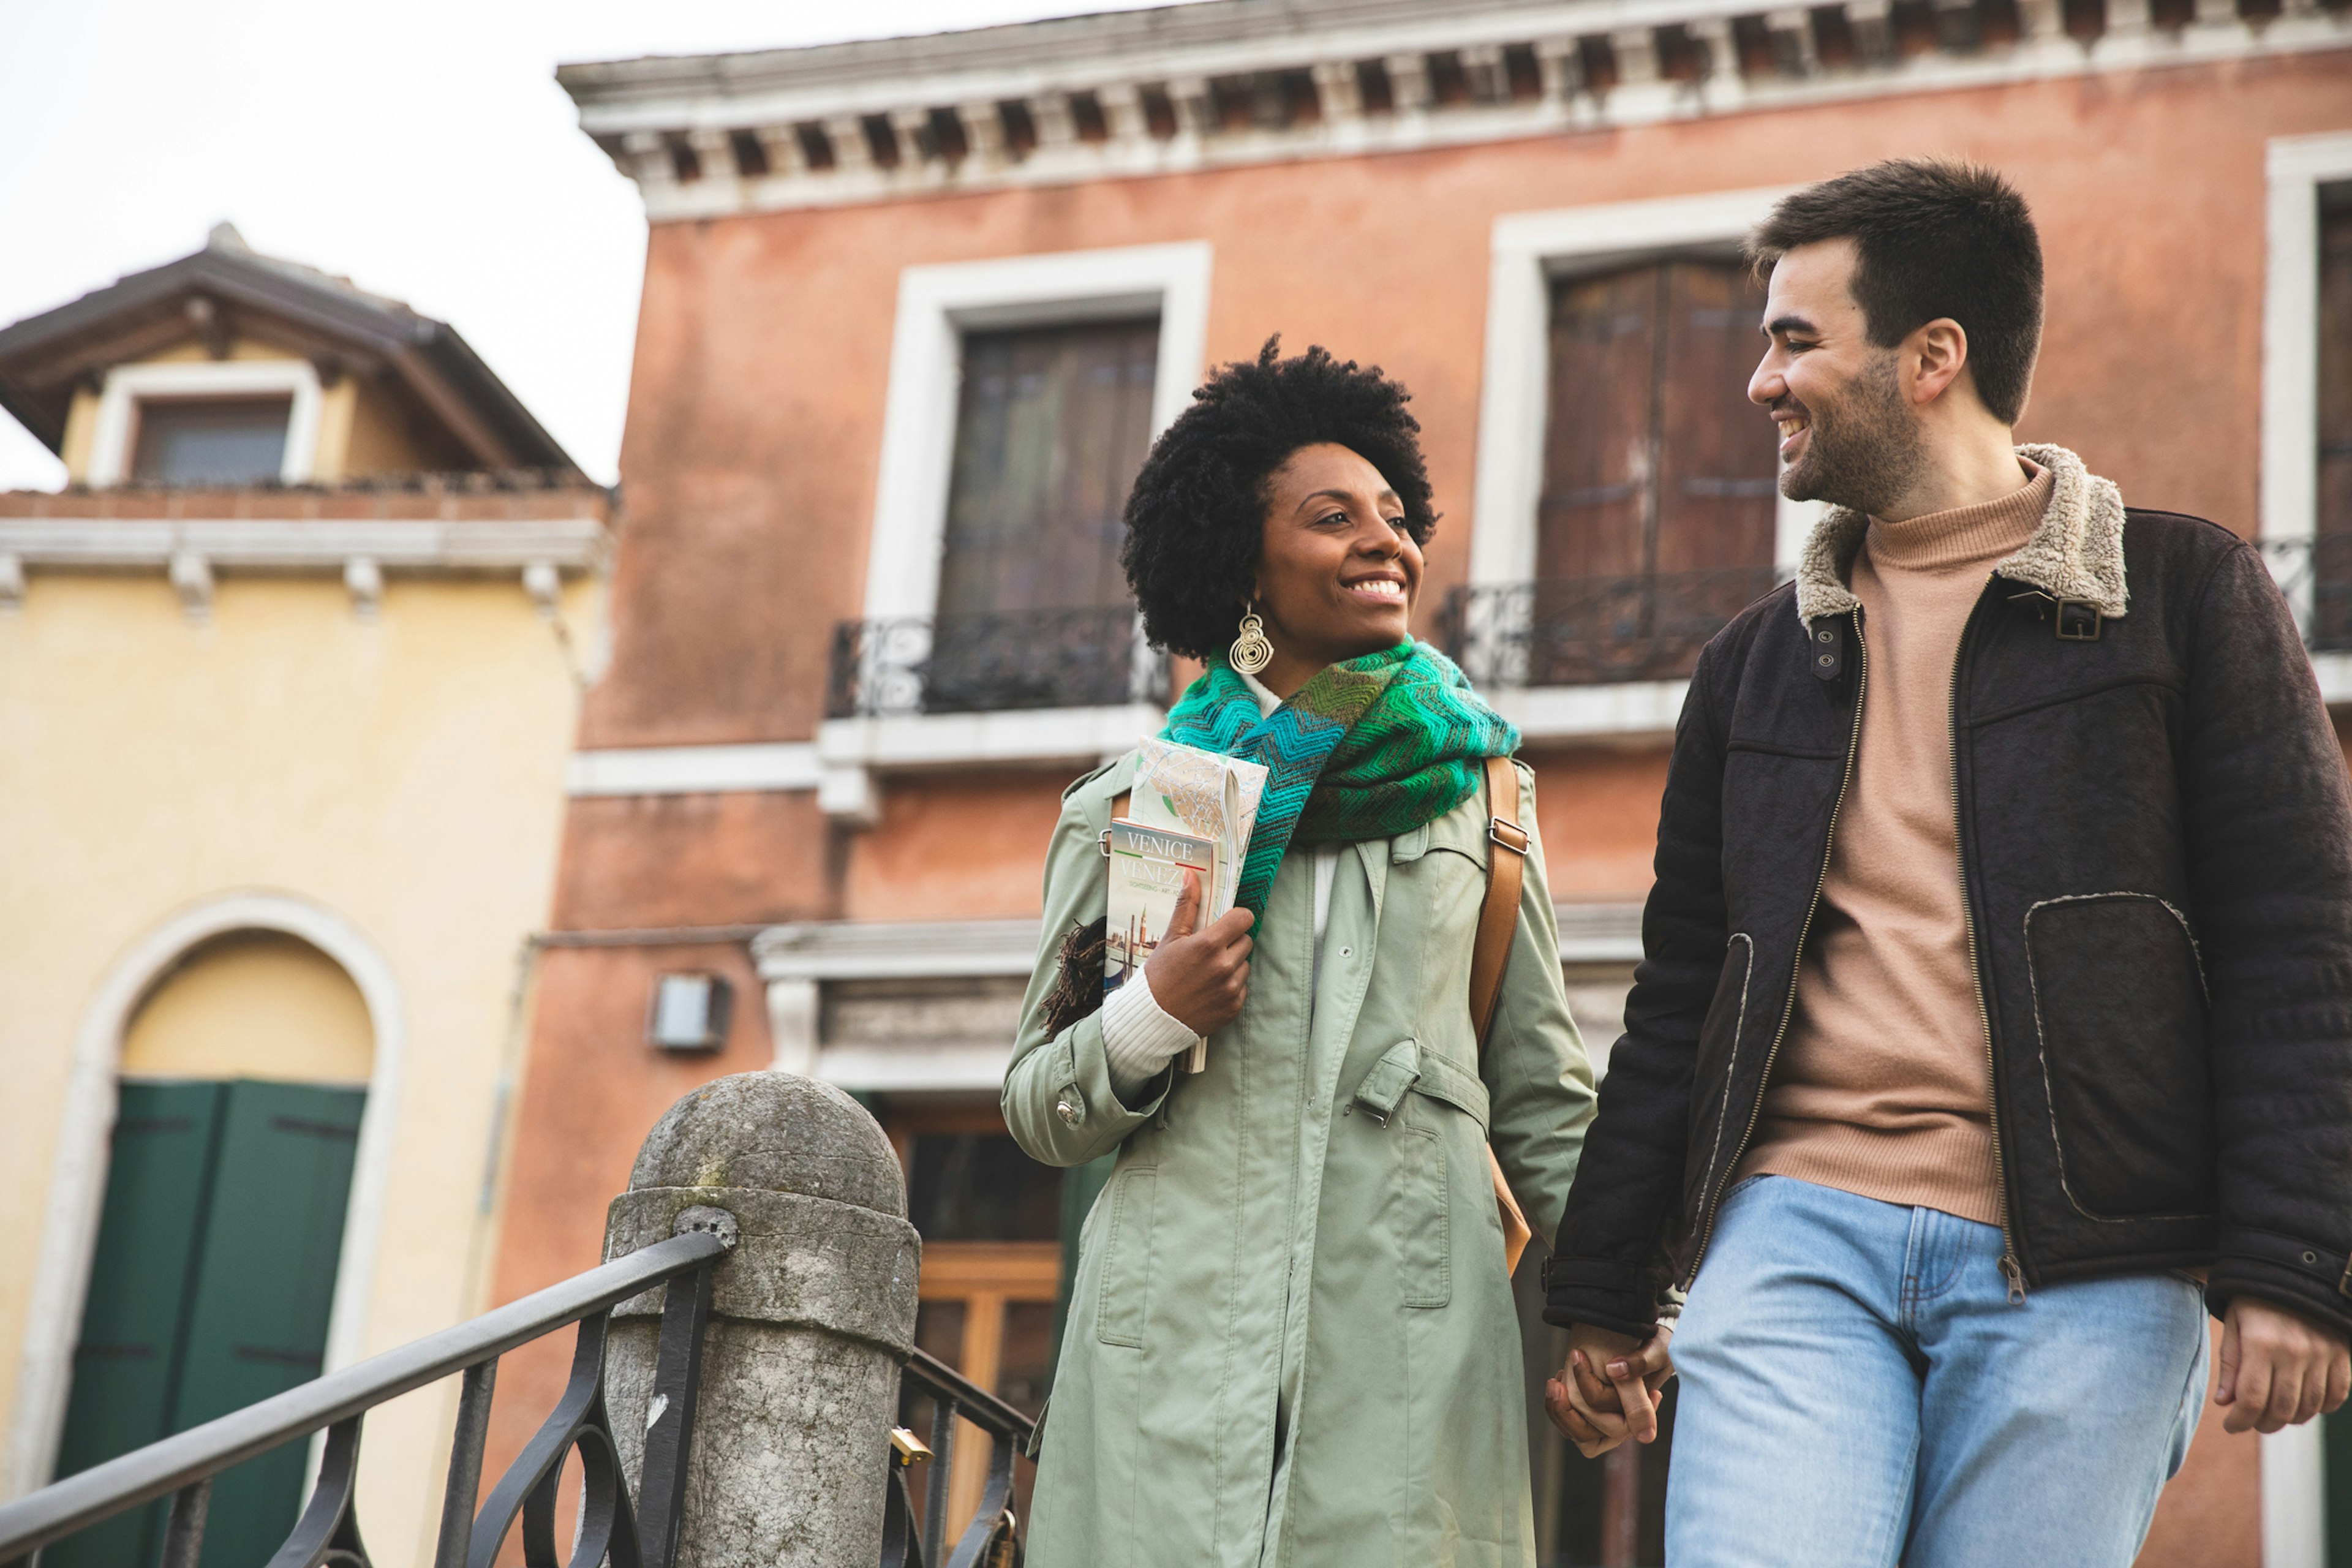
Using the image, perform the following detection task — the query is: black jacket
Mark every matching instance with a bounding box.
[1545,447,2352,1340]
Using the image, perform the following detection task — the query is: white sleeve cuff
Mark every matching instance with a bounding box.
[1101,968,1200,1101]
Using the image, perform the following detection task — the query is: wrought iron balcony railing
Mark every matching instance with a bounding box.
[1441,538,2352,690]
[829,606,1166,718]
[0,1226,1034,1568]
[2258,534,2352,652]
[1439,567,1788,689]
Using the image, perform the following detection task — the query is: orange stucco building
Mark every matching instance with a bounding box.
[480,0,2352,1559]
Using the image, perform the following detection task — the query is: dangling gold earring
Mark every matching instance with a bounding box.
[1229,603,1274,675]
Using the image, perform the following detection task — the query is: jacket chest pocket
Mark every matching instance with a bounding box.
[1095,1167,1157,1348]
[1390,823,1487,932]
[1355,1039,1490,1310]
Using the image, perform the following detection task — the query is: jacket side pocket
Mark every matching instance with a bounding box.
[2027,893,2214,1222]
[1400,1118,1452,1310]
[1095,1167,1156,1348]
[1687,935,1757,1213]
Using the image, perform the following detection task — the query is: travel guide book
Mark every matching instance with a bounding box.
[1104,737,1268,1073]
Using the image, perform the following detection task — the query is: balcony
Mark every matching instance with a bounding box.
[816,606,1169,823]
[1439,567,1789,690]
[1443,539,2352,744]
[827,605,1163,717]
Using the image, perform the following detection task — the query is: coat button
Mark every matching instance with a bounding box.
[1056,1095,1085,1126]
[1817,628,1834,644]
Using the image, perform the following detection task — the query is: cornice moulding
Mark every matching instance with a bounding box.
[564,2,2352,221]
[0,517,606,574]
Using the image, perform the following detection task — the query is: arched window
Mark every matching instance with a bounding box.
[48,932,373,1568]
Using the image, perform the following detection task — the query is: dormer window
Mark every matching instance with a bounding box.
[129,395,293,485]
[82,361,320,488]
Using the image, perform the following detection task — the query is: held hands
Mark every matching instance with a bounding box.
[1142,870,1254,1036]
[2216,1297,2352,1434]
[1545,1324,1675,1458]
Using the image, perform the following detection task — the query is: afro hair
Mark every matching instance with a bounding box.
[1120,336,1436,660]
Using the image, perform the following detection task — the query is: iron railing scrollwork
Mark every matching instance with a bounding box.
[2258,534,2352,652]
[829,606,1165,717]
[1439,567,1787,689]
[0,1227,729,1568]
[883,1349,1035,1568]
[1442,541,2352,692]
[0,1221,1039,1568]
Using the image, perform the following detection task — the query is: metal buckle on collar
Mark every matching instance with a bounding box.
[2055,600,2102,641]
[1490,819,1531,857]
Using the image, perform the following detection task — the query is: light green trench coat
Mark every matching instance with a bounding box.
[1003,752,1598,1568]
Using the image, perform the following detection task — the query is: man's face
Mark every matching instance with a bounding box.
[1748,238,1924,518]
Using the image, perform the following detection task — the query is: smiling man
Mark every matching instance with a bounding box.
[1539,160,2352,1565]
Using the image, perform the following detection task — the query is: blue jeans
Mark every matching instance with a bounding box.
[1667,1174,2209,1568]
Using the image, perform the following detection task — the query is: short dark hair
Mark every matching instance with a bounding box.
[1746,159,2043,424]
[1121,336,1436,660]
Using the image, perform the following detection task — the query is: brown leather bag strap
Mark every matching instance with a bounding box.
[1470,755,1537,1276]
[1471,755,1529,1049]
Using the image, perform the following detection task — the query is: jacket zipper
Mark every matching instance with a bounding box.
[1680,609,1869,1287]
[1950,586,2028,1302]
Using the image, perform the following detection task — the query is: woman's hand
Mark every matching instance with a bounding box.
[1545,1324,1675,1457]
[1144,870,1253,1034]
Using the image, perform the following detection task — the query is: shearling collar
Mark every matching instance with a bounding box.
[1793,443,2128,627]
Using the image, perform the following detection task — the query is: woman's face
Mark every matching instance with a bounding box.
[1251,442,1422,691]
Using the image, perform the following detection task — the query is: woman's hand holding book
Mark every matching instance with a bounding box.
[1144,870,1255,1036]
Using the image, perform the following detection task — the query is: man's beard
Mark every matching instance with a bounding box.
[1777,353,1926,518]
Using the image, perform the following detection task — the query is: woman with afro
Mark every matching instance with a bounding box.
[1002,339,1610,1567]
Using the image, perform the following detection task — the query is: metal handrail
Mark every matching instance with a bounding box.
[885,1347,1037,1568]
[0,1229,726,1567]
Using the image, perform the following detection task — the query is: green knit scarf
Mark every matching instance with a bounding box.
[1159,639,1520,919]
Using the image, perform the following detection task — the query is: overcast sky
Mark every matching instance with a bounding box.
[0,0,1201,492]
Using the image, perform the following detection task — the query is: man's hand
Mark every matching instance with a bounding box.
[1544,1323,1675,1456]
[2217,1296,2352,1434]
[1140,870,1253,1035]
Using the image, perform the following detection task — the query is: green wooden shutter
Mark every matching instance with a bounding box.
[45,1082,228,1568]
[173,1080,366,1568]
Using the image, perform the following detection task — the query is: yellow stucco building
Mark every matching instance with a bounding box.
[0,224,610,1567]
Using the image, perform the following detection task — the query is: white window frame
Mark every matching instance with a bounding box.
[1471,186,1812,594]
[7,893,404,1497]
[862,240,1213,623]
[2263,135,2352,647]
[86,358,323,488]
[822,242,1213,820]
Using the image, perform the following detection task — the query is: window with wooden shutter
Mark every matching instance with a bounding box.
[1529,258,1779,682]
[2318,185,2352,646]
[923,318,1158,710]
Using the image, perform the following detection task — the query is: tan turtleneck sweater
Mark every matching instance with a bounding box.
[1733,461,2052,1224]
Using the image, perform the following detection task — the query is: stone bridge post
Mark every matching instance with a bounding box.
[602,1072,921,1567]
